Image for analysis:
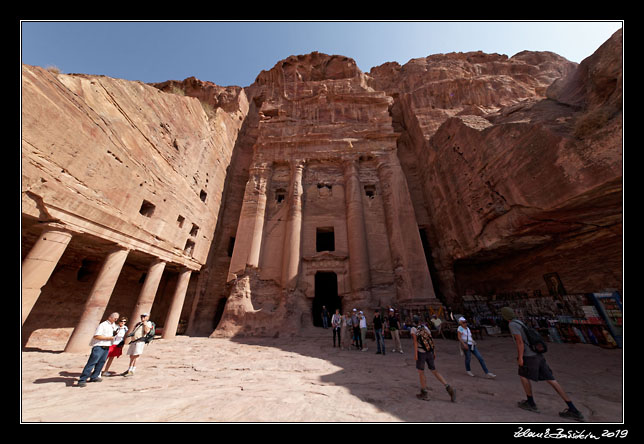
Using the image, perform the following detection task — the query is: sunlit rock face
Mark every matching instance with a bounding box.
[21,30,622,343]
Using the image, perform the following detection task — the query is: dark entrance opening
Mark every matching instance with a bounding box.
[212,297,228,330]
[312,271,340,327]
[419,227,444,304]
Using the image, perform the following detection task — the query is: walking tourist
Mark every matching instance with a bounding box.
[388,308,403,353]
[77,312,119,387]
[122,313,153,377]
[331,309,342,347]
[102,316,128,376]
[501,307,585,422]
[411,316,455,402]
[373,310,385,355]
[457,317,496,378]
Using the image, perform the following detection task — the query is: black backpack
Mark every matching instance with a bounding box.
[128,321,156,344]
[515,320,547,354]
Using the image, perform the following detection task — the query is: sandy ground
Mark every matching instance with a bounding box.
[21,327,623,423]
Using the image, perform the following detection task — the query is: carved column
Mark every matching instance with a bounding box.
[343,157,371,298]
[64,247,129,353]
[228,161,272,281]
[22,226,72,324]
[162,268,192,339]
[376,152,436,302]
[281,159,305,290]
[129,258,166,331]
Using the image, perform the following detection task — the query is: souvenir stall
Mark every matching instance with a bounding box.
[461,291,621,348]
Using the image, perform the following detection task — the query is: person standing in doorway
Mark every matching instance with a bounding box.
[411,316,455,402]
[457,317,496,379]
[321,305,329,329]
[331,309,342,347]
[501,307,585,422]
[77,312,119,387]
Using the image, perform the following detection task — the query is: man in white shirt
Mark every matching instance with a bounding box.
[77,312,119,387]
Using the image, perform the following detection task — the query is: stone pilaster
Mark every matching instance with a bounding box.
[64,247,129,353]
[129,259,166,330]
[376,152,437,303]
[228,161,273,281]
[162,268,192,339]
[22,226,72,324]
[281,159,305,290]
[343,157,371,300]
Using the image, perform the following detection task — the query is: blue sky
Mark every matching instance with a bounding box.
[21,21,623,88]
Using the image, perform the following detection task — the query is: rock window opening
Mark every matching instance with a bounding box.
[364,185,376,199]
[184,239,195,256]
[316,227,335,252]
[276,189,286,203]
[177,215,185,228]
[317,183,332,197]
[200,189,207,202]
[190,224,199,237]
[139,200,156,217]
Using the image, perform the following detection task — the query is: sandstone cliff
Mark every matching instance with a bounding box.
[368,30,622,304]
[22,30,622,342]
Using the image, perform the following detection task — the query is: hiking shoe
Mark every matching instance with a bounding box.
[466,371,475,377]
[122,371,134,377]
[485,373,497,379]
[559,408,585,422]
[445,385,456,402]
[517,400,539,413]
[416,389,429,400]
[77,381,87,387]
[89,377,102,383]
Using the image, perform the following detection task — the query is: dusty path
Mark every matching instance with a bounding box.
[21,327,623,423]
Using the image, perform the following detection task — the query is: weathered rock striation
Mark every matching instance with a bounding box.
[21,30,622,345]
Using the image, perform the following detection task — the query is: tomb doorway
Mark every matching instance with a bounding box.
[312,271,340,327]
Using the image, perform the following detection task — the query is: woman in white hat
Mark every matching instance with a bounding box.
[457,317,496,379]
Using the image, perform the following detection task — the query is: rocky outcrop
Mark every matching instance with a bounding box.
[367,30,622,304]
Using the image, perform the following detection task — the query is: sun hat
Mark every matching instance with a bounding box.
[500,307,515,321]
[458,316,466,322]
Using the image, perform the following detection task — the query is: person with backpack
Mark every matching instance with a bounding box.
[411,316,456,402]
[122,312,154,377]
[457,317,496,379]
[501,307,585,422]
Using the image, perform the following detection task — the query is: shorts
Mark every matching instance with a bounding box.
[518,354,555,381]
[127,341,146,356]
[416,350,436,371]
[107,344,123,358]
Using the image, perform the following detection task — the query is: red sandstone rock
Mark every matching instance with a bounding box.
[21,30,622,344]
